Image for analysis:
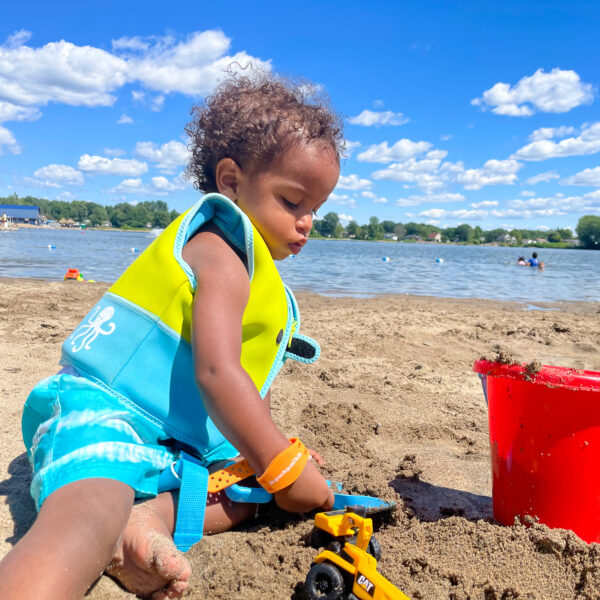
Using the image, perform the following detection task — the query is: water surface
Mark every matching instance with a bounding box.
[0,228,597,303]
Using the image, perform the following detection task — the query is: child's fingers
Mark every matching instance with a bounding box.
[308,448,325,465]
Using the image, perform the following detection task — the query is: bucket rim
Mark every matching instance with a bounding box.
[473,359,600,392]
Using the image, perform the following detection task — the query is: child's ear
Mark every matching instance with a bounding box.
[215,158,242,201]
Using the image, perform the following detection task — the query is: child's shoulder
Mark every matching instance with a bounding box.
[182,222,249,289]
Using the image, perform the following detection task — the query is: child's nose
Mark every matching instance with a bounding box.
[297,213,312,234]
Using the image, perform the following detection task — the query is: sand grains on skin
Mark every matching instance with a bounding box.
[106,500,191,599]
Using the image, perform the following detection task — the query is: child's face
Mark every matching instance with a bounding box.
[226,144,339,260]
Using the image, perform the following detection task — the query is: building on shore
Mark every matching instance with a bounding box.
[0,204,41,225]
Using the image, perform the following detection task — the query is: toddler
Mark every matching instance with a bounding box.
[0,71,342,599]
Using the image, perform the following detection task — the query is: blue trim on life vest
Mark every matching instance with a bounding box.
[173,193,255,289]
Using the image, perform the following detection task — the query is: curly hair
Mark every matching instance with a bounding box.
[184,70,344,193]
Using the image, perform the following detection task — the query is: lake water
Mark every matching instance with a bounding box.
[0,228,598,303]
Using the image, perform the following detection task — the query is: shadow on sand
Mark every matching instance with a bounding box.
[0,453,36,545]
[390,474,493,523]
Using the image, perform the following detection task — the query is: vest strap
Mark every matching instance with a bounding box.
[172,451,209,552]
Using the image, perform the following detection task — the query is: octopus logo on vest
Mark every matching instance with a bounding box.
[70,305,117,353]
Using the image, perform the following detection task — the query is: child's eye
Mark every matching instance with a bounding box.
[282,198,298,209]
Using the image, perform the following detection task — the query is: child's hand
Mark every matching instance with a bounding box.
[273,460,334,513]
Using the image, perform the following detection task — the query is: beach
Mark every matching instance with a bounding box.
[1,277,599,599]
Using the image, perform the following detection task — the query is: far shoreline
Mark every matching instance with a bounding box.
[6,224,587,250]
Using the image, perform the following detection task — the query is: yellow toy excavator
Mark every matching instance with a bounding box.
[305,509,411,600]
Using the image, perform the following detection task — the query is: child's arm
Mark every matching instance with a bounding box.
[183,225,333,512]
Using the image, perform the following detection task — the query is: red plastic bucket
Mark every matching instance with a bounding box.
[474,359,600,542]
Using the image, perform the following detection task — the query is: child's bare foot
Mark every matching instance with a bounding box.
[106,494,191,600]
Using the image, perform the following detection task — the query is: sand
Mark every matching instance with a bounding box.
[1,277,599,599]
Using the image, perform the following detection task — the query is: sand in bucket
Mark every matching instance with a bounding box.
[474,359,600,543]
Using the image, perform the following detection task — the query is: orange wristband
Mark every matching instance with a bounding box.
[256,438,310,493]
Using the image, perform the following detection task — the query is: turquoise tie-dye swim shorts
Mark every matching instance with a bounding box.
[22,370,177,510]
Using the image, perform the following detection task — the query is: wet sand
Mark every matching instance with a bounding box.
[1,278,599,599]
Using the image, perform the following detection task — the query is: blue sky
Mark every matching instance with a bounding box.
[1,1,599,232]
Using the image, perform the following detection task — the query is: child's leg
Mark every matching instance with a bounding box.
[107,488,256,598]
[0,478,134,600]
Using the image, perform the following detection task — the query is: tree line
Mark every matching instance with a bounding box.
[313,212,600,249]
[1,194,179,229]
[3,193,599,249]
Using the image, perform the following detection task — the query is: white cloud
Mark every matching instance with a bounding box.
[0,101,41,123]
[150,94,165,112]
[118,114,134,124]
[0,38,127,107]
[372,153,461,193]
[526,171,559,184]
[0,29,269,111]
[520,191,536,197]
[396,193,465,207]
[456,159,522,190]
[55,191,76,201]
[504,190,600,216]
[512,122,600,161]
[470,200,499,207]
[472,68,594,116]
[78,154,148,176]
[327,193,355,207]
[111,175,185,196]
[122,30,270,96]
[357,139,432,163]
[0,125,20,154]
[529,126,575,141]
[341,140,361,157]
[348,110,408,127]
[104,147,126,157]
[336,174,372,191]
[372,197,388,204]
[135,140,189,173]
[562,166,600,186]
[361,191,376,198]
[3,29,32,49]
[440,134,453,141]
[32,164,83,187]
[112,36,151,52]
[337,213,354,226]
[512,121,600,161]
[419,208,489,220]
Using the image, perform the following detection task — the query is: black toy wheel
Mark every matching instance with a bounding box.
[368,535,381,561]
[305,562,345,600]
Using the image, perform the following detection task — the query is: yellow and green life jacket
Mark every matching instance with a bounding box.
[60,193,320,464]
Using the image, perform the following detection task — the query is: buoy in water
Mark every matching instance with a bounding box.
[382,256,391,262]
[436,258,444,263]
[48,244,56,250]
[130,247,140,253]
